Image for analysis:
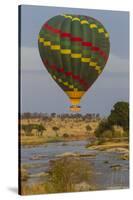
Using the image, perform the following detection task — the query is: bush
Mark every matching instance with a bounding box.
[95,120,111,137]
[101,130,113,138]
[113,131,123,138]
[46,157,93,193]
[63,133,69,138]
[123,131,129,137]
[86,125,92,131]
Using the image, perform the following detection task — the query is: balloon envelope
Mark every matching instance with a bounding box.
[38,14,110,111]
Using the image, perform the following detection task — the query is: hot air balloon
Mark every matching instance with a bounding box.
[38,14,110,111]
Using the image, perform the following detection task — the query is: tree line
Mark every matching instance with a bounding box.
[20,112,100,120]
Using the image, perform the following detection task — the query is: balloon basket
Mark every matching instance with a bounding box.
[70,105,81,112]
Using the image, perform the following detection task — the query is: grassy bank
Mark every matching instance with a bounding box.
[20,136,63,146]
[86,138,129,152]
[20,135,90,146]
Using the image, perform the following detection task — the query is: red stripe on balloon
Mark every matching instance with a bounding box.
[44,23,61,34]
[61,32,71,37]
[44,23,108,60]
[43,59,89,90]
[71,37,82,42]
[82,41,92,47]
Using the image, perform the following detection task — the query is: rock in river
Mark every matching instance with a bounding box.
[110,164,122,170]
[55,152,96,158]
[30,154,48,160]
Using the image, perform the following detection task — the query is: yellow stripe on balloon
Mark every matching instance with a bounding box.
[105,33,109,38]
[53,75,56,80]
[81,57,91,62]
[89,24,98,28]
[80,20,89,24]
[71,54,81,58]
[62,14,73,19]
[51,45,61,50]
[69,85,74,89]
[52,75,77,90]
[64,82,68,86]
[58,78,62,83]
[72,17,80,21]
[61,49,71,54]
[39,37,44,42]
[90,62,97,67]
[44,41,51,46]
[98,28,104,33]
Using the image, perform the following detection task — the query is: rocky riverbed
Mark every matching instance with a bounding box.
[21,139,129,191]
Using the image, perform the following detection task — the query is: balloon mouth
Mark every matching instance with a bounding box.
[66,91,85,112]
[70,105,81,112]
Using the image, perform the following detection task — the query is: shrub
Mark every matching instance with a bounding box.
[102,130,113,138]
[46,157,93,193]
[113,131,123,138]
[123,131,129,137]
[86,125,92,131]
[52,126,59,137]
[95,120,110,137]
[63,133,69,138]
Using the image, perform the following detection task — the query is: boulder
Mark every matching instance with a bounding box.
[110,164,122,170]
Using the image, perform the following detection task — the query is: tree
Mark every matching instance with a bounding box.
[96,113,100,120]
[37,124,46,136]
[51,113,56,118]
[86,125,92,133]
[21,124,33,136]
[95,101,129,138]
[52,126,59,137]
[108,101,129,131]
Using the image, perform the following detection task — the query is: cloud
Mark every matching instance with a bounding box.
[21,46,46,72]
[105,53,129,74]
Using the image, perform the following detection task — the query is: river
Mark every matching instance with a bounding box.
[21,140,129,190]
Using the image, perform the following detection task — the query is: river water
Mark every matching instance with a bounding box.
[21,140,129,190]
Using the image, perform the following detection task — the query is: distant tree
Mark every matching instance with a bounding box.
[52,126,59,137]
[51,113,56,118]
[22,124,46,136]
[108,102,129,131]
[92,113,95,119]
[23,112,31,119]
[21,124,33,136]
[96,113,100,120]
[86,125,92,133]
[37,124,46,136]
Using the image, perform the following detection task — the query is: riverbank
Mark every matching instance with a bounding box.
[87,138,129,154]
[20,135,93,147]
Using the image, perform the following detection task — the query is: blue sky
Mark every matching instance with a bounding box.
[20,5,129,116]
